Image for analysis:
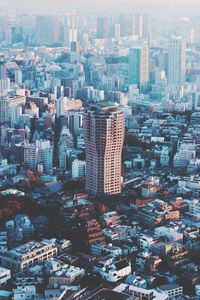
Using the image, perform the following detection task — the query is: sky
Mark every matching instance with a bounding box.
[0,0,199,14]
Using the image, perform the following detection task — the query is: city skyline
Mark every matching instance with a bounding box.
[0,1,199,298]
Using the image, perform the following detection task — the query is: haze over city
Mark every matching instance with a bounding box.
[0,0,200,14]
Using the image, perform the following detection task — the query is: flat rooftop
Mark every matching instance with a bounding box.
[5,239,55,258]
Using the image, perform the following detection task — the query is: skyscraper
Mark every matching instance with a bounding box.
[134,14,151,39]
[0,64,7,80]
[36,15,60,45]
[83,104,124,196]
[24,140,53,172]
[114,24,121,39]
[64,12,78,45]
[134,15,143,38]
[168,36,186,85]
[129,42,149,86]
[97,16,109,39]
[0,98,9,124]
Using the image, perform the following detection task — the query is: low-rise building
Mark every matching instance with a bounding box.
[0,267,11,287]
[157,283,183,299]
[93,256,131,283]
[48,264,85,287]
[113,284,168,300]
[13,286,37,300]
[1,239,57,272]
[154,226,183,243]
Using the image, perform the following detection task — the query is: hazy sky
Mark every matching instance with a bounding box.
[0,0,199,14]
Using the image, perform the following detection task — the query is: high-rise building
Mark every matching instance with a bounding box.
[129,42,149,86]
[168,36,186,85]
[119,14,134,37]
[83,104,124,195]
[114,24,121,39]
[66,109,83,136]
[134,15,143,38]
[63,13,78,45]
[97,16,109,39]
[0,64,7,80]
[0,98,9,124]
[36,15,60,45]
[70,41,80,55]
[14,70,22,84]
[134,14,151,39]
[142,14,151,39]
[24,140,53,172]
[11,26,23,44]
[72,159,86,179]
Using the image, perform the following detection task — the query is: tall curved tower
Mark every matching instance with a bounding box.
[83,104,124,195]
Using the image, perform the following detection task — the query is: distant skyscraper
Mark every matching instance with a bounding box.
[70,41,80,55]
[134,15,143,38]
[134,14,151,39]
[114,24,121,39]
[97,16,109,39]
[129,42,149,86]
[11,26,23,44]
[64,13,78,45]
[24,140,53,172]
[119,14,134,37]
[36,15,60,45]
[14,70,22,84]
[168,36,186,85]
[0,64,7,80]
[0,98,9,124]
[84,104,124,195]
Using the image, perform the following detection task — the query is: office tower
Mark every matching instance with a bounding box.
[72,159,86,179]
[56,97,82,117]
[134,15,143,38]
[64,13,78,45]
[0,98,9,124]
[36,15,60,45]
[14,70,22,84]
[0,64,7,80]
[11,26,23,44]
[54,86,64,99]
[27,96,48,115]
[59,127,74,155]
[97,16,109,39]
[129,42,149,86]
[8,106,22,127]
[168,36,186,85]
[24,140,53,172]
[82,33,89,48]
[134,14,151,39]
[69,28,77,44]
[67,110,83,136]
[70,41,80,55]
[142,14,151,39]
[56,97,68,117]
[114,24,121,39]
[119,14,134,37]
[23,143,38,170]
[83,104,124,195]
[0,64,10,95]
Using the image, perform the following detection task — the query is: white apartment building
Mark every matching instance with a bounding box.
[72,159,86,179]
[93,256,131,283]
[0,267,11,286]
[2,239,57,272]
[189,199,200,216]
[24,140,53,172]
[13,286,37,300]
[157,283,183,299]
